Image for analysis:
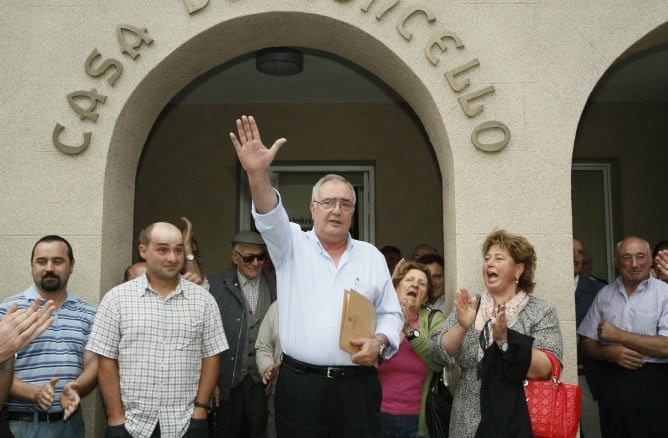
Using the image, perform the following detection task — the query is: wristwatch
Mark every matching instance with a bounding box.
[375,334,388,359]
[194,401,211,413]
[185,254,195,262]
[406,328,420,340]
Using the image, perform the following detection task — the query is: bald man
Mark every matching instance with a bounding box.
[578,237,668,438]
[87,222,228,438]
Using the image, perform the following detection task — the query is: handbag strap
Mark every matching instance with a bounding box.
[427,307,442,330]
[541,350,561,381]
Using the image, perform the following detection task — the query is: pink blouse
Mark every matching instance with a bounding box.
[377,319,428,415]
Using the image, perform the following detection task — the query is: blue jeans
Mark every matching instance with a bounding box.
[9,409,84,438]
[379,412,419,438]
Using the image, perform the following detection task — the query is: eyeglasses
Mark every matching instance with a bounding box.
[313,197,355,212]
[234,250,266,263]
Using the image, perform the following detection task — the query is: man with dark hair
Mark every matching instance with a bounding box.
[379,245,402,273]
[87,222,228,438]
[0,235,97,438]
[208,230,277,438]
[417,253,445,310]
[579,237,668,438]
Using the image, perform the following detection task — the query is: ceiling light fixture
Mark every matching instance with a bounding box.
[256,47,304,76]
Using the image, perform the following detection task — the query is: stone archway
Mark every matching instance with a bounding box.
[572,22,668,277]
[101,11,455,296]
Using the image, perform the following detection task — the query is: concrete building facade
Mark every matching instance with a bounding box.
[2,1,667,435]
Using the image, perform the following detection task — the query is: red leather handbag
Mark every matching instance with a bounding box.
[523,350,581,438]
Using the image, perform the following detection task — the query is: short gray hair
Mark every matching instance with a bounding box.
[311,174,356,204]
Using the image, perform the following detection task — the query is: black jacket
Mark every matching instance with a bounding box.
[208,267,277,401]
[476,329,534,438]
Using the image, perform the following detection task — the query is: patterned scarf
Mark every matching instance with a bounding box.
[477,290,530,369]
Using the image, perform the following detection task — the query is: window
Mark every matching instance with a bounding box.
[572,163,614,282]
[239,165,375,243]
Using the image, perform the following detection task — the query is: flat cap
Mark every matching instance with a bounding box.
[231,230,266,247]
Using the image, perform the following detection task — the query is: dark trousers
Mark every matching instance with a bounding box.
[275,358,381,438]
[598,361,668,438]
[105,418,208,437]
[214,375,268,438]
[0,415,13,438]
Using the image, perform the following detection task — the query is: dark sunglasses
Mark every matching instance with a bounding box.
[234,250,266,263]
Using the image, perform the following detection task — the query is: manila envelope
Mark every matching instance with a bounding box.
[339,288,376,354]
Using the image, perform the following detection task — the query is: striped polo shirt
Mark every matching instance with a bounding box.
[0,285,96,413]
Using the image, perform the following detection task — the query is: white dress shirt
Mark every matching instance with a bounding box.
[252,191,403,366]
[577,275,668,363]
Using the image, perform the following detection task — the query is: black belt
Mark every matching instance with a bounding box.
[6,411,64,423]
[282,354,375,379]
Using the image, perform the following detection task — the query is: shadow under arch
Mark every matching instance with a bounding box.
[101,11,455,294]
[572,21,668,282]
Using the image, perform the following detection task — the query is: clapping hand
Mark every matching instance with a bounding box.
[61,381,81,420]
[454,288,477,330]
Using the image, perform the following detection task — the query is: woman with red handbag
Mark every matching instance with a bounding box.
[428,230,564,437]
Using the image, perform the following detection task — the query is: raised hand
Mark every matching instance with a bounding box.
[454,288,478,330]
[181,216,195,251]
[654,249,668,281]
[0,299,55,362]
[491,303,508,343]
[229,115,286,175]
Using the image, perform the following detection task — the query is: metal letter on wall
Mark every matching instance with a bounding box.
[117,25,154,59]
[444,58,480,93]
[397,6,436,41]
[182,0,209,14]
[67,89,107,122]
[52,124,92,155]
[85,49,123,86]
[361,0,399,20]
[458,85,495,117]
[425,30,464,66]
[471,121,510,152]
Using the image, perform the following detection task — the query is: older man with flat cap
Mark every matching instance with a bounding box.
[208,230,277,438]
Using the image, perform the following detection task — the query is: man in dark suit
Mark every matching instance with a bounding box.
[574,237,605,438]
[208,230,277,438]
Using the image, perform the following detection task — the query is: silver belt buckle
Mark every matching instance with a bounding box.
[326,367,337,379]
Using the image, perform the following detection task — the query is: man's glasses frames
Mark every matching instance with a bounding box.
[313,197,355,212]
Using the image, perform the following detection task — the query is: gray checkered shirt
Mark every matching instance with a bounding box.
[86,275,228,438]
[237,272,260,313]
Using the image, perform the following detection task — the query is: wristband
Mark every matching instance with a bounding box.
[194,401,211,413]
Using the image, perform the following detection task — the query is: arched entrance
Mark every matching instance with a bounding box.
[132,48,444,273]
[572,22,668,282]
[102,12,454,296]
